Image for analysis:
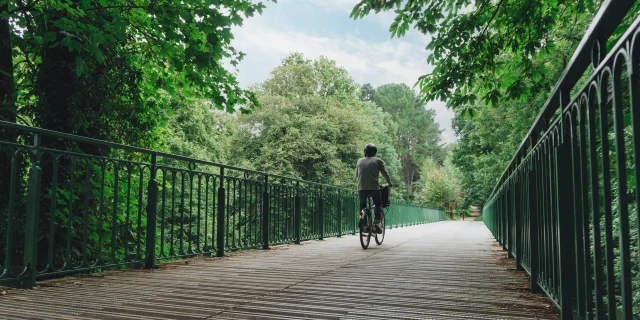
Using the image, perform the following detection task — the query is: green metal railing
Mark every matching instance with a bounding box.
[0,120,445,288]
[483,1,640,319]
[387,201,446,228]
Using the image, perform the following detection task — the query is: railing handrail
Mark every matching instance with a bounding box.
[488,0,636,201]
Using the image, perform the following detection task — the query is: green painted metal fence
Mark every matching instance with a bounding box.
[387,201,446,229]
[0,120,445,288]
[483,1,640,319]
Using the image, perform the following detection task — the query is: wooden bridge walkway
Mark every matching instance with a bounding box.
[0,221,558,319]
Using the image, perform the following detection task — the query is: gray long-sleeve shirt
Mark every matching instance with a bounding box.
[355,157,391,190]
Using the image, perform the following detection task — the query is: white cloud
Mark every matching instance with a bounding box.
[234,20,429,86]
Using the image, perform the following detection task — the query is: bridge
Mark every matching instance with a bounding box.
[2,0,640,319]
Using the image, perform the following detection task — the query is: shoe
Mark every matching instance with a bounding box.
[373,220,382,234]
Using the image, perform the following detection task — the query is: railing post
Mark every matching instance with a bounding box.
[319,186,324,240]
[145,154,158,269]
[508,183,514,257]
[514,176,523,271]
[500,191,504,246]
[556,141,577,320]
[216,167,225,257]
[388,202,392,230]
[495,196,500,242]
[337,191,342,238]
[23,133,42,288]
[502,190,507,252]
[295,181,301,244]
[496,194,502,245]
[351,196,356,235]
[403,204,406,227]
[262,175,269,249]
[528,168,540,293]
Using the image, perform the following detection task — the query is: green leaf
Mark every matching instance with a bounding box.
[87,42,104,64]
[75,57,86,77]
[231,13,243,25]
[66,39,83,53]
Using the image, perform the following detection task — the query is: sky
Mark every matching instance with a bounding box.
[230,0,456,144]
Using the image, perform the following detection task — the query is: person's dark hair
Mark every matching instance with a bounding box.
[364,143,377,157]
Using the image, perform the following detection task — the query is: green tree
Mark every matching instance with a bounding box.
[374,83,442,195]
[361,101,404,192]
[1,0,270,220]
[359,83,376,102]
[262,53,360,100]
[164,100,238,164]
[451,92,543,207]
[416,149,464,216]
[445,8,593,207]
[3,0,271,140]
[231,53,401,188]
[350,0,601,111]
[0,0,15,208]
[232,94,363,185]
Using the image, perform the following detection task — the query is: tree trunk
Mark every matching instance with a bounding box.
[32,10,82,269]
[34,10,80,197]
[405,170,414,194]
[0,0,16,211]
[36,34,77,133]
[0,2,13,120]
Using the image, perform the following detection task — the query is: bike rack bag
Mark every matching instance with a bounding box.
[380,185,391,208]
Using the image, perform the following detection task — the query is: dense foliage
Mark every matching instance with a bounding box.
[172,53,446,200]
[2,0,271,135]
[0,0,274,216]
[414,147,464,217]
[351,0,599,113]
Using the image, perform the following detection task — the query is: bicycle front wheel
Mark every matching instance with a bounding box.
[375,212,385,245]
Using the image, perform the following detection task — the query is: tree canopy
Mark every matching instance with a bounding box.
[231,54,405,187]
[351,0,598,113]
[0,0,273,216]
[1,0,272,142]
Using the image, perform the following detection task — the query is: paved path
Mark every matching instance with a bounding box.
[0,221,558,319]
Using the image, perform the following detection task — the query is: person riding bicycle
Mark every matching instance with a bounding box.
[356,143,392,234]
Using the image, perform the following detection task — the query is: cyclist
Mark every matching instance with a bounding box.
[356,143,392,233]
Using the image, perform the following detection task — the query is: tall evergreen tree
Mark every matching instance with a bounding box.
[374,83,442,195]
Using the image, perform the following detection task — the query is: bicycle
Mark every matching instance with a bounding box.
[359,192,387,249]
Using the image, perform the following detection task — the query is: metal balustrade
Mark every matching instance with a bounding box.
[0,120,445,289]
[483,1,640,318]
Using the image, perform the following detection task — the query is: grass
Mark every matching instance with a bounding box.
[474,215,483,221]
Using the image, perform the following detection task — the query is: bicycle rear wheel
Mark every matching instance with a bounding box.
[359,213,371,249]
[375,212,385,245]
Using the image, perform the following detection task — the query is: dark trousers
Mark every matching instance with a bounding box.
[358,190,382,221]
